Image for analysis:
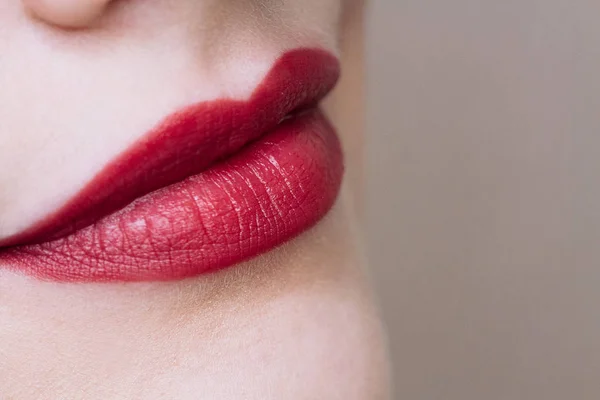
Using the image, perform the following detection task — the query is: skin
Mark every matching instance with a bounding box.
[0,0,390,398]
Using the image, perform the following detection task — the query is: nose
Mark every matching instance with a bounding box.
[23,0,112,29]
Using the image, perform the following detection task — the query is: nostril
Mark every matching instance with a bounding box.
[23,0,111,29]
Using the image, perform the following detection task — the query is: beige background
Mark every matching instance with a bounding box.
[366,1,600,398]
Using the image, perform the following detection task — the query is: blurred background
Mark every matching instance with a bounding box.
[366,1,600,398]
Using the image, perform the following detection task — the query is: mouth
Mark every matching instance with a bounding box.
[0,48,343,283]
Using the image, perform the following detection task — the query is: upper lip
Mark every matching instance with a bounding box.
[0,48,340,248]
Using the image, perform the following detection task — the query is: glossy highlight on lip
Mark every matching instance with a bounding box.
[0,48,343,282]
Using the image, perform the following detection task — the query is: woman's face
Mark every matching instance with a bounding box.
[0,0,389,398]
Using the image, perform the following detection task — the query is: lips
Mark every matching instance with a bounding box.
[0,48,343,282]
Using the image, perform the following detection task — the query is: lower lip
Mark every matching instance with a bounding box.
[1,109,343,282]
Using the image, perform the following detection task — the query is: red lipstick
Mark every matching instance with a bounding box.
[0,48,343,282]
